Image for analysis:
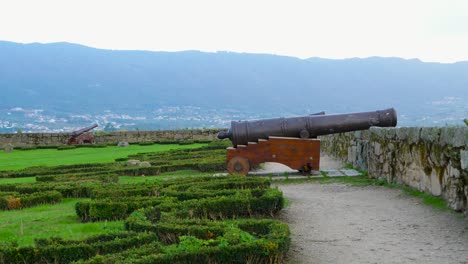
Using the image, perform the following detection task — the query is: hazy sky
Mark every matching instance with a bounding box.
[1,0,467,62]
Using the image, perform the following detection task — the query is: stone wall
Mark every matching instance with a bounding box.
[0,129,221,147]
[320,127,468,214]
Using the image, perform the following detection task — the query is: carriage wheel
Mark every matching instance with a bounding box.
[227,156,250,175]
[299,164,312,175]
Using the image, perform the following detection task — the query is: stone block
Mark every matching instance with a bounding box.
[407,127,421,144]
[420,127,440,144]
[395,127,409,141]
[3,143,13,153]
[322,169,344,177]
[374,142,381,156]
[453,127,466,147]
[139,161,151,167]
[440,127,456,147]
[465,127,468,146]
[340,169,361,176]
[127,160,141,166]
[430,169,442,196]
[461,150,468,171]
[117,141,129,147]
[369,127,384,140]
[354,131,361,139]
[383,128,396,140]
[348,146,357,163]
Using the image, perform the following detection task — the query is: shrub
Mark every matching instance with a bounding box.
[20,191,62,208]
[88,201,128,221]
[7,197,21,209]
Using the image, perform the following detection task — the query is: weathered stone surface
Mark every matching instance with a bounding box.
[420,127,440,143]
[126,160,141,166]
[347,146,357,163]
[452,127,465,147]
[322,169,344,177]
[407,127,421,144]
[461,150,468,171]
[369,127,384,140]
[374,142,381,156]
[340,169,361,176]
[0,129,221,147]
[384,128,396,140]
[395,127,409,141]
[117,141,129,147]
[139,161,151,167]
[429,169,442,196]
[3,143,13,153]
[440,127,456,147]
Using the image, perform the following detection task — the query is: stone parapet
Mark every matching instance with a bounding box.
[320,127,468,214]
[0,129,222,147]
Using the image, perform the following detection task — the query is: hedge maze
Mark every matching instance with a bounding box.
[0,142,290,263]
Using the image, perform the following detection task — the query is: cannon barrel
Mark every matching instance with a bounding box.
[218,108,397,146]
[71,124,98,136]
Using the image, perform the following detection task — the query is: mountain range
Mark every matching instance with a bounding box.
[0,41,467,131]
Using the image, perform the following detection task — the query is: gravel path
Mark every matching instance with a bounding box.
[277,183,468,264]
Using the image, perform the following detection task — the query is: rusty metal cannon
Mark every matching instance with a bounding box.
[218,108,397,175]
[67,124,98,145]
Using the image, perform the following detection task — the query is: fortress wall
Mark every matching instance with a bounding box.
[320,127,468,214]
[0,129,221,147]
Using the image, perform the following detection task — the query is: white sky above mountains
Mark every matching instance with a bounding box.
[1,0,467,63]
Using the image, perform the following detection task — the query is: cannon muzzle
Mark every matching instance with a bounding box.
[71,124,98,136]
[218,108,397,146]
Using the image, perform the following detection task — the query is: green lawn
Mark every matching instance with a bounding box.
[0,198,124,246]
[0,144,206,171]
[0,177,36,184]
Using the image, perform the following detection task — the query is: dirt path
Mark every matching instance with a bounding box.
[277,183,468,264]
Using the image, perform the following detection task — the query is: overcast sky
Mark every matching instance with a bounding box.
[1,0,467,63]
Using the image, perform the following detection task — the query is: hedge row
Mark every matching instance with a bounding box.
[0,182,95,197]
[86,219,290,264]
[0,218,289,264]
[75,176,278,222]
[0,191,62,210]
[0,232,158,264]
[75,197,178,222]
[36,173,119,183]
[76,188,283,222]
[0,163,114,178]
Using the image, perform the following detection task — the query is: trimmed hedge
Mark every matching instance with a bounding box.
[0,232,158,264]
[86,219,290,264]
[0,191,62,210]
[76,197,178,222]
[75,176,279,222]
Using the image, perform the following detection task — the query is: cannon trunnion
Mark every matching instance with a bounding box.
[220,108,397,175]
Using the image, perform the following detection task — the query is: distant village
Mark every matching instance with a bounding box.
[1,96,467,133]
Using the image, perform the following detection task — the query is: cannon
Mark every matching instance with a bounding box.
[67,124,98,145]
[218,108,397,175]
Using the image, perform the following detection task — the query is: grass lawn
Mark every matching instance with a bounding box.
[0,198,124,246]
[0,143,206,171]
[0,177,36,184]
